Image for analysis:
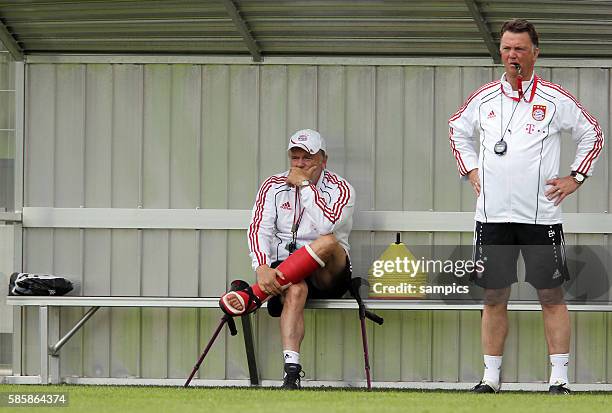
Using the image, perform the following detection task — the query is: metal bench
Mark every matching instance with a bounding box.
[5,208,612,388]
[6,295,610,386]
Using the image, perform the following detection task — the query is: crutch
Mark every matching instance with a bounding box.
[184,280,251,387]
[348,277,384,390]
[184,314,237,387]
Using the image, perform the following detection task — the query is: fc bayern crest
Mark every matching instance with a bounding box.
[532,104,546,121]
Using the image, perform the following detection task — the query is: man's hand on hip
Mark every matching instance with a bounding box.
[545,176,580,206]
[467,168,481,196]
[256,264,286,296]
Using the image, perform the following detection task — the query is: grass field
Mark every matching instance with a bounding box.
[0,385,610,413]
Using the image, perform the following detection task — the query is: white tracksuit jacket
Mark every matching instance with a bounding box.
[449,73,604,224]
[247,169,355,270]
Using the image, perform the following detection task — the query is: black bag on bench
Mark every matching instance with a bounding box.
[9,272,73,296]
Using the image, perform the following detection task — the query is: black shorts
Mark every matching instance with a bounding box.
[271,256,352,299]
[472,222,570,290]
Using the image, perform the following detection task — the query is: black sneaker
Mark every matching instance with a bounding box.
[281,363,304,390]
[471,380,499,393]
[549,383,571,394]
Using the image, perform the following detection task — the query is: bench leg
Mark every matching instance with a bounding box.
[12,307,22,376]
[240,313,259,386]
[49,307,100,356]
[48,307,60,384]
[39,306,48,384]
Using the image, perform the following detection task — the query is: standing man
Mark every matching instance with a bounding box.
[449,19,603,394]
[227,129,355,389]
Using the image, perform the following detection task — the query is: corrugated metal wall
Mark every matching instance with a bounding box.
[1,46,16,354]
[0,50,15,210]
[20,62,612,383]
[0,225,14,334]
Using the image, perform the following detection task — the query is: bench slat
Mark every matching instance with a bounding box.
[6,296,611,311]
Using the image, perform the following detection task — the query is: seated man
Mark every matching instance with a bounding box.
[225,129,355,389]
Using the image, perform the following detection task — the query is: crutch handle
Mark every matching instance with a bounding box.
[365,310,384,325]
[226,316,238,336]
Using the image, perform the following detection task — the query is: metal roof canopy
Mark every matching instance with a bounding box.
[1,1,612,61]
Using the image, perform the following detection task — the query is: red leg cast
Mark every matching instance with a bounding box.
[219,244,324,316]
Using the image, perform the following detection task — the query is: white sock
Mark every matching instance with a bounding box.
[283,350,300,365]
[549,353,569,386]
[482,355,502,388]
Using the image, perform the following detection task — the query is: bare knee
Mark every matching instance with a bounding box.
[538,287,565,306]
[483,288,510,306]
[310,234,339,261]
[284,282,308,308]
[483,303,508,315]
[316,234,338,253]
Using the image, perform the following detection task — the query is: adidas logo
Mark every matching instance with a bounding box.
[487,110,496,119]
[280,202,292,210]
[552,269,562,279]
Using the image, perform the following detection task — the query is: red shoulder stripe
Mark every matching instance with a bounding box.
[311,172,351,224]
[449,127,468,175]
[539,79,604,174]
[248,176,285,266]
[449,81,500,122]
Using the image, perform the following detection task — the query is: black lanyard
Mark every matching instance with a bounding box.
[292,187,305,234]
[495,76,536,156]
[287,187,305,253]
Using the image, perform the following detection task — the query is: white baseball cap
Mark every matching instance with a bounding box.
[287,129,326,155]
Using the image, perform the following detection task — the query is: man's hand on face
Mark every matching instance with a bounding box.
[256,265,286,296]
[545,176,580,206]
[467,168,481,196]
[286,164,318,187]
